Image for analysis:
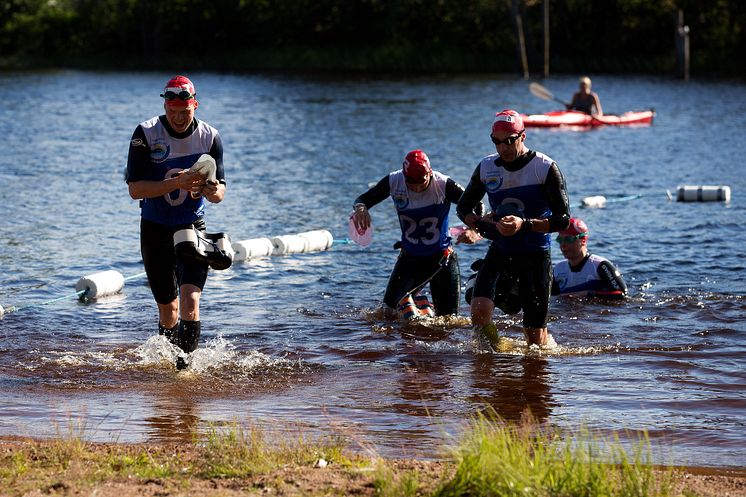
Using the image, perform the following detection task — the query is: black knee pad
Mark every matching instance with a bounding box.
[175,320,201,353]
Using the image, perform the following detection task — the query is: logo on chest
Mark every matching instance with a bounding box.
[393,194,409,210]
[485,175,504,193]
[150,139,170,163]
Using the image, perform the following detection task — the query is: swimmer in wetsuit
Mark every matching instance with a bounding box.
[552,218,627,299]
[351,149,482,317]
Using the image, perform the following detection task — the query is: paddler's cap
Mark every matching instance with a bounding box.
[402,149,432,181]
[491,109,524,135]
[560,218,589,237]
[161,75,198,108]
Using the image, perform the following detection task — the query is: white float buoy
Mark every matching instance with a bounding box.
[297,229,334,252]
[581,195,607,208]
[271,234,308,255]
[75,270,125,300]
[676,185,731,202]
[0,304,4,319]
[232,237,274,261]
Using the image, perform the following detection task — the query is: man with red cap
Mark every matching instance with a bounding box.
[125,75,227,369]
[351,149,483,317]
[457,109,571,348]
[552,218,626,298]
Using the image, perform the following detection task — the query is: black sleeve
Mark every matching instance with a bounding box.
[544,163,571,232]
[447,177,485,217]
[550,266,560,295]
[353,176,391,209]
[592,260,628,299]
[210,133,226,184]
[125,126,151,183]
[456,164,486,222]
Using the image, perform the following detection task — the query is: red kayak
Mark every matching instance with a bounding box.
[521,109,655,128]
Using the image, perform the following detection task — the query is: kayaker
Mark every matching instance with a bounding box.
[567,76,603,116]
[351,149,483,318]
[552,218,627,299]
[125,75,227,369]
[457,110,571,349]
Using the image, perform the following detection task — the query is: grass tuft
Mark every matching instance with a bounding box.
[434,412,675,497]
[198,421,351,478]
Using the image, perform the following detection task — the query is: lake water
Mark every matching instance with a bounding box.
[0,70,744,471]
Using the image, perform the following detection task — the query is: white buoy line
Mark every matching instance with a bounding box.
[574,185,731,209]
[0,182,731,320]
[0,229,352,319]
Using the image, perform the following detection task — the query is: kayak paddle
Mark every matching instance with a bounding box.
[529,82,570,108]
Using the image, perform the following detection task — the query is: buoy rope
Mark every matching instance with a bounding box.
[1,271,147,317]
[570,192,657,209]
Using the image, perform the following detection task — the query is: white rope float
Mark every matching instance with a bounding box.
[232,229,336,261]
[0,229,345,318]
[575,185,732,209]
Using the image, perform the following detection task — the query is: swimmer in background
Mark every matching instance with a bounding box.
[552,218,627,299]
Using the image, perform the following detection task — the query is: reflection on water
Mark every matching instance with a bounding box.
[0,71,745,469]
[470,355,554,423]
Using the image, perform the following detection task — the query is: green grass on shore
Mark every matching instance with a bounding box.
[0,416,687,497]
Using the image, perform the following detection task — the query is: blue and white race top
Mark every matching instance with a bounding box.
[388,170,451,256]
[478,151,554,252]
[129,116,221,226]
[553,253,626,297]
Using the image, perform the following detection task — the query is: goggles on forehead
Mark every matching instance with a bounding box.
[161,87,196,101]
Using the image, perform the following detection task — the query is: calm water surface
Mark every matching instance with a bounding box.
[1,71,744,470]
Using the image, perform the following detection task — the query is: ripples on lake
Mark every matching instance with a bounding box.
[0,71,744,470]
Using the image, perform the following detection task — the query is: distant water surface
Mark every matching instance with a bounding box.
[0,71,744,470]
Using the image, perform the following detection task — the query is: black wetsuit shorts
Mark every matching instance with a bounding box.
[140,218,209,305]
[383,249,460,316]
[472,243,552,328]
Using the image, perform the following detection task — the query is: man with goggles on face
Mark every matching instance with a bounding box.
[125,75,226,369]
[351,149,483,318]
[552,218,626,299]
[457,109,570,349]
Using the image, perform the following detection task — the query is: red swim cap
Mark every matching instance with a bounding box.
[402,149,432,180]
[560,218,589,237]
[491,109,524,135]
[162,75,198,108]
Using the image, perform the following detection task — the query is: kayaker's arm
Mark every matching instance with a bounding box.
[456,164,486,226]
[591,92,603,116]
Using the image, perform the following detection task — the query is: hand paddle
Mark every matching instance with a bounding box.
[529,82,570,108]
[347,216,373,247]
[188,154,217,199]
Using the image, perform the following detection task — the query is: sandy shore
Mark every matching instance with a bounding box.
[1,439,745,497]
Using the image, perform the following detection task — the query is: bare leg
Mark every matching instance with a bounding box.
[470,297,495,327]
[471,297,500,349]
[157,299,179,329]
[524,327,548,346]
[179,284,201,321]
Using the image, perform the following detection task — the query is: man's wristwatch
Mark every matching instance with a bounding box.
[521,218,534,233]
